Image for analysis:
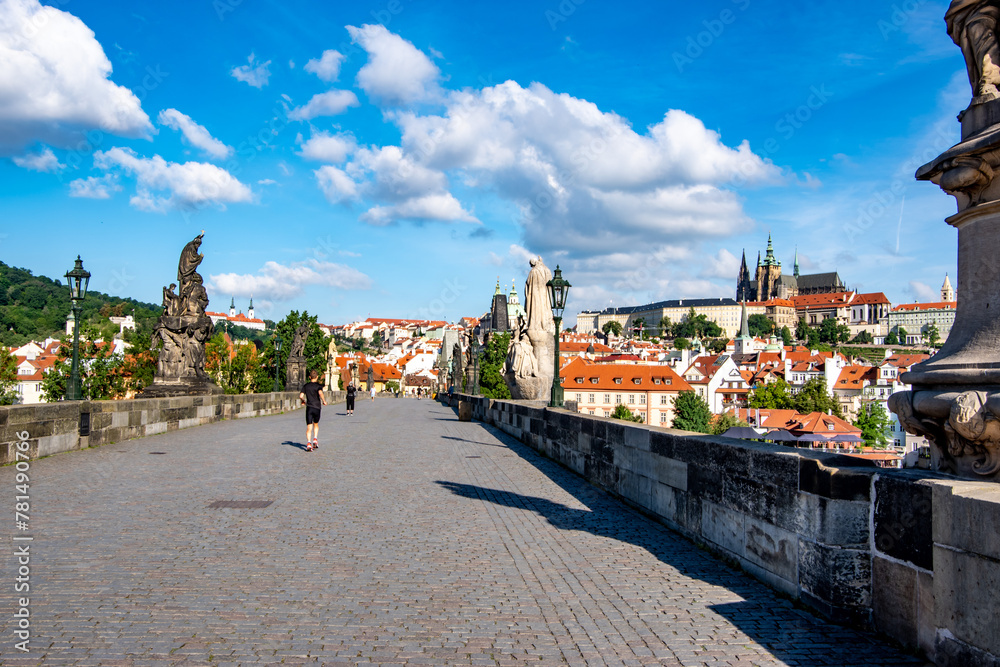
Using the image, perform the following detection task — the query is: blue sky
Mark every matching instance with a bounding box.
[0,0,968,327]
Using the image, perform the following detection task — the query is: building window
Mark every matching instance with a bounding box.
[660,395,668,405]
[616,394,622,404]
[660,413,667,424]
[640,395,646,404]
[604,410,610,417]
[589,393,595,404]
[577,394,583,403]
[628,394,635,404]
[604,393,610,404]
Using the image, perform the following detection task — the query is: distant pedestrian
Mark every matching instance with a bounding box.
[416,387,422,400]
[299,370,327,451]
[346,382,356,415]
[370,385,376,401]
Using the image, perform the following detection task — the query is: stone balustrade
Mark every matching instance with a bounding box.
[445,393,1000,667]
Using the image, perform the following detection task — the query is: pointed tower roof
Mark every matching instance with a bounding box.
[230,296,235,309]
[793,247,800,278]
[739,300,750,339]
[249,294,254,308]
[942,273,955,302]
[762,234,781,267]
[756,251,761,268]
[494,278,502,296]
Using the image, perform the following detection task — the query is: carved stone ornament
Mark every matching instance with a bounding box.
[139,232,222,398]
[285,322,310,390]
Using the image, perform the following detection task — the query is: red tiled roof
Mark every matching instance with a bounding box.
[891,302,956,312]
[561,357,692,392]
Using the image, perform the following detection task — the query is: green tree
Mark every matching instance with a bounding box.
[674,337,690,350]
[850,330,874,344]
[925,323,940,347]
[671,390,712,433]
[611,404,644,423]
[0,346,17,405]
[121,327,158,395]
[385,380,400,394]
[41,329,126,401]
[854,402,890,448]
[795,317,810,342]
[806,326,821,349]
[780,326,793,347]
[478,332,511,399]
[273,311,329,389]
[794,376,843,418]
[818,318,839,344]
[748,379,795,410]
[710,411,750,435]
[897,327,908,343]
[885,330,899,345]
[658,316,672,337]
[708,338,727,354]
[747,314,775,337]
[252,337,281,393]
[371,330,383,348]
[602,321,623,337]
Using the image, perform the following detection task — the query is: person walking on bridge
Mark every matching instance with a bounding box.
[345,382,356,415]
[299,370,327,451]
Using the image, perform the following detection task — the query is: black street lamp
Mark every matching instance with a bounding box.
[273,336,282,392]
[471,326,481,395]
[64,256,90,401]
[546,265,570,408]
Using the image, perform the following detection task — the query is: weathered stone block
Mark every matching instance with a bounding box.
[796,492,869,547]
[745,516,797,582]
[750,449,800,489]
[624,425,650,452]
[934,544,1000,658]
[701,500,744,557]
[723,476,798,527]
[654,455,687,491]
[652,481,680,524]
[687,463,722,502]
[873,474,933,569]
[798,540,871,613]
[649,430,675,459]
[935,631,1000,667]
[932,480,1000,563]
[576,432,591,455]
[871,555,918,648]
[799,457,874,501]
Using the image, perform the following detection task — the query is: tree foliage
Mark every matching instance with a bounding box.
[0,346,17,405]
[850,330,874,344]
[747,314,774,337]
[748,379,795,410]
[793,376,843,418]
[671,390,712,433]
[710,411,750,436]
[272,311,329,390]
[673,337,690,350]
[925,323,940,347]
[672,307,722,338]
[818,318,850,344]
[41,327,127,401]
[611,404,644,423]
[854,402,891,448]
[780,326,793,347]
[885,330,899,345]
[478,332,511,399]
[795,317,810,342]
[602,321,623,336]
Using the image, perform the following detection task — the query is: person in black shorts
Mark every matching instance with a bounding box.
[345,382,356,415]
[299,370,327,451]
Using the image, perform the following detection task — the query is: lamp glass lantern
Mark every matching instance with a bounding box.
[546,265,571,408]
[272,336,283,393]
[64,256,91,401]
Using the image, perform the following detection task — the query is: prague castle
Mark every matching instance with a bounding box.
[736,235,845,302]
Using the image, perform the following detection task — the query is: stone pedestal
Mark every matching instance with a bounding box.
[890,89,1000,482]
[286,357,307,391]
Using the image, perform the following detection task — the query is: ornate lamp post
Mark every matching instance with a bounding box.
[64,256,90,401]
[272,336,282,392]
[471,325,481,395]
[546,266,570,408]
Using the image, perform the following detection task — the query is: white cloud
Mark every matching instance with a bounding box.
[346,24,440,105]
[68,174,120,199]
[94,147,253,212]
[908,280,938,302]
[157,109,233,160]
[701,248,741,281]
[230,52,271,88]
[209,258,371,301]
[360,193,476,226]
[0,0,153,154]
[288,90,359,120]
[296,130,355,162]
[315,165,357,202]
[257,178,276,185]
[304,49,345,82]
[12,146,63,172]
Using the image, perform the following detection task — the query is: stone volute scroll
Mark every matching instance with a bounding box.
[889,2,1000,481]
[139,232,222,398]
[503,256,555,400]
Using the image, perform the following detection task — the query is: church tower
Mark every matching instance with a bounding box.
[793,247,800,278]
[229,296,236,318]
[248,295,255,320]
[942,274,955,302]
[754,234,782,301]
[736,250,752,302]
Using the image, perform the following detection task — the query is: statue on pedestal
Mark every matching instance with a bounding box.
[503,257,555,400]
[285,322,310,390]
[139,233,221,397]
[890,3,1000,481]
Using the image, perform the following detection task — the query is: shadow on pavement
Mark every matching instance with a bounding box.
[435,432,924,667]
[440,435,507,447]
[280,440,312,451]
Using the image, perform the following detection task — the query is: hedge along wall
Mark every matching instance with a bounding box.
[445,393,1000,667]
[0,390,345,465]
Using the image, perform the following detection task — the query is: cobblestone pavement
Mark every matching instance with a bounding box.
[1,398,926,666]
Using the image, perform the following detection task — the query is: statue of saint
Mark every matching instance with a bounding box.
[177,232,205,283]
[524,257,554,335]
[947,1,1000,98]
[162,283,179,317]
[506,316,538,378]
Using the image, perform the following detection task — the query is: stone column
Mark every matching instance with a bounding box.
[889,38,1000,480]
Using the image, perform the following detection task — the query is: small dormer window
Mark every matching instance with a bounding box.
[614,378,622,384]
[575,377,584,384]
[633,378,641,385]
[653,378,661,385]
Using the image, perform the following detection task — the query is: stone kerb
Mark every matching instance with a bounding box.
[0,390,345,465]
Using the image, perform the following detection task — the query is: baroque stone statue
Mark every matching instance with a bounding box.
[285,322,310,390]
[890,3,1000,482]
[139,232,221,397]
[503,257,555,400]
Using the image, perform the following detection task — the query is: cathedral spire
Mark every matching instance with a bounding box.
[739,300,750,338]
[793,247,800,278]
